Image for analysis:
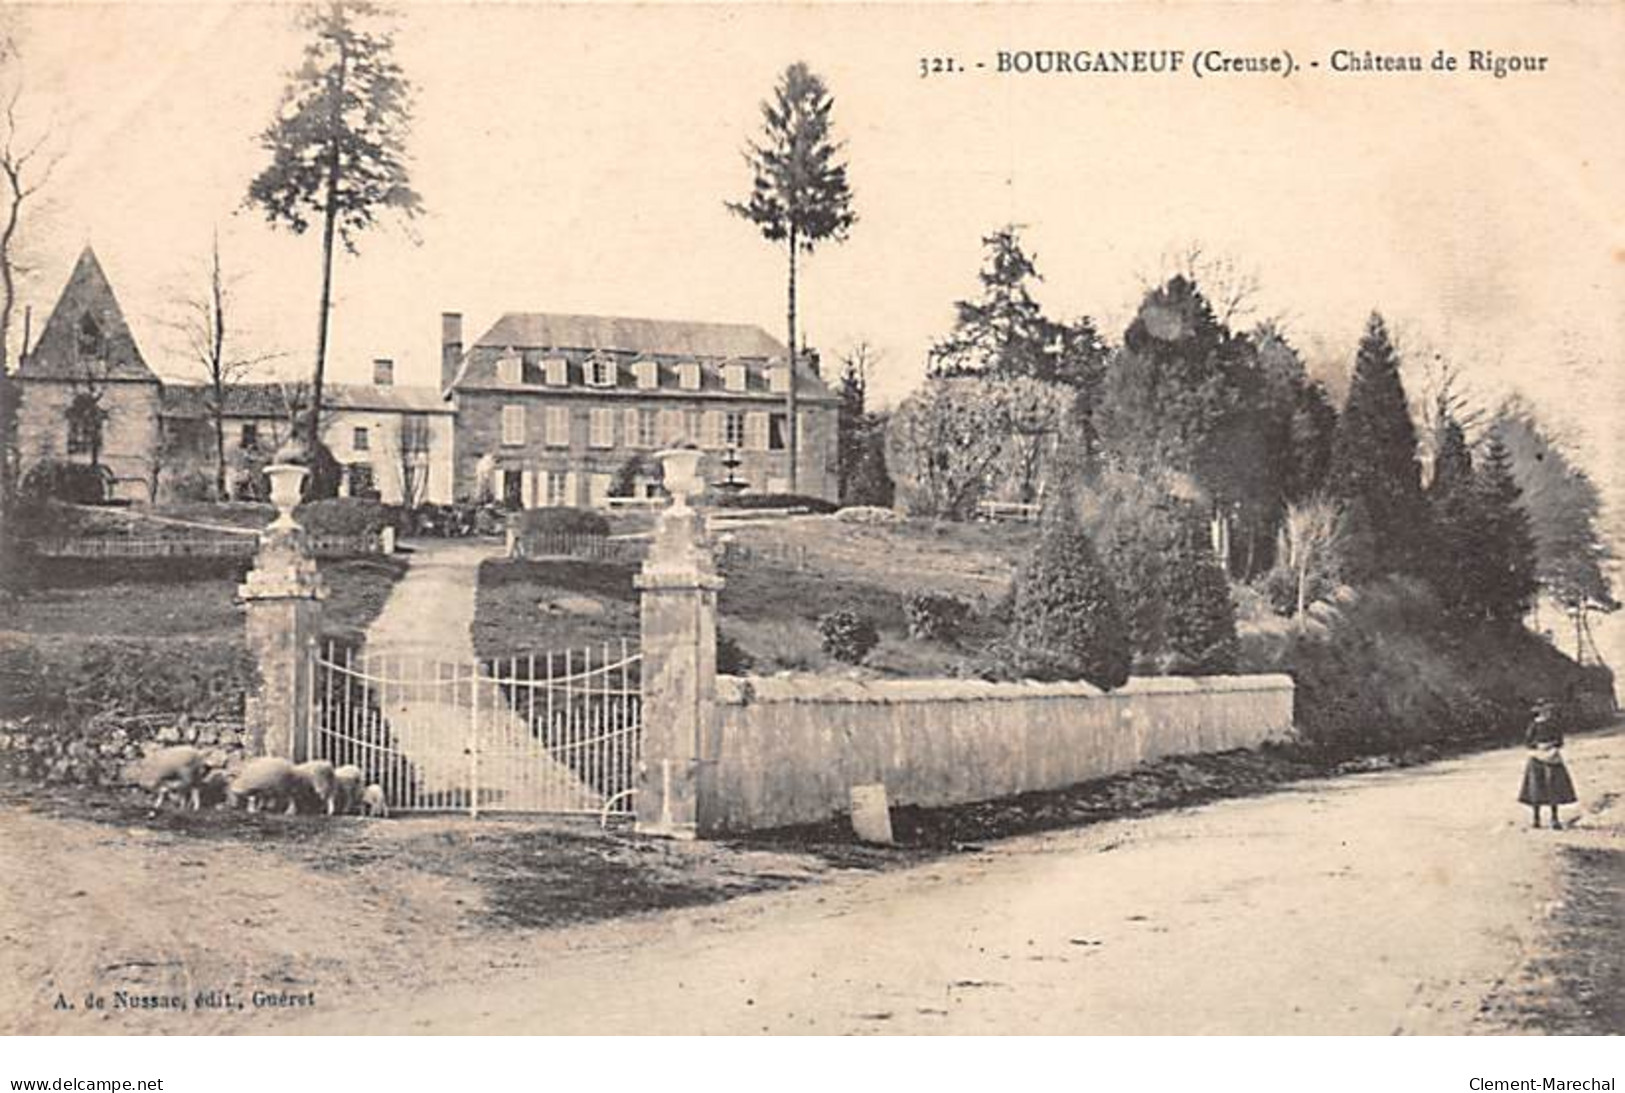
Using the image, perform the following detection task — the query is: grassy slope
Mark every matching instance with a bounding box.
[473,516,1037,670]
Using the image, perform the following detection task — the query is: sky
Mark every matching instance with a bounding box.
[6,2,1621,526]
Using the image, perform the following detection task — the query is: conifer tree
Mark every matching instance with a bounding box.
[1324,312,1428,581]
[247,0,422,458]
[728,62,856,493]
[1425,415,1480,616]
[1472,431,1539,625]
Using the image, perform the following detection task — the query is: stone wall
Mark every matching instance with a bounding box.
[16,378,163,502]
[701,673,1296,833]
[0,713,251,788]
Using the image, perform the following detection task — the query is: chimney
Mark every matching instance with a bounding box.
[441,312,463,392]
[373,358,394,386]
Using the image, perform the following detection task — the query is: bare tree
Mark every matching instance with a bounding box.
[380,414,429,507]
[1276,496,1346,621]
[0,31,59,552]
[1146,242,1266,327]
[163,230,282,498]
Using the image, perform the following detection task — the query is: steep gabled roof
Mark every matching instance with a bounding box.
[475,312,788,359]
[18,247,157,383]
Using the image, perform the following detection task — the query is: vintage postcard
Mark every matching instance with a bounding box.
[0,0,1620,1046]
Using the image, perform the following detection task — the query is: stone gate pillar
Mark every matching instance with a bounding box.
[239,464,326,762]
[635,449,722,839]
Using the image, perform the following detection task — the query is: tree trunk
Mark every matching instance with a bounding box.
[211,233,228,499]
[307,45,349,461]
[786,226,799,494]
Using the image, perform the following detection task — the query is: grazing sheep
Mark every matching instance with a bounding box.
[131,746,207,809]
[360,783,389,818]
[197,768,235,811]
[290,760,339,816]
[228,757,298,814]
[333,765,365,814]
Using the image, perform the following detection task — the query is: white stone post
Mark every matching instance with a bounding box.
[239,464,326,762]
[635,448,721,838]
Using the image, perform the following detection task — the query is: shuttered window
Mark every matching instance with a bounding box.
[545,406,570,447]
[501,405,525,446]
[589,407,616,448]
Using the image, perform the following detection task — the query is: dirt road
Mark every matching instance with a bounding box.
[5,728,1617,1035]
[288,726,1621,1035]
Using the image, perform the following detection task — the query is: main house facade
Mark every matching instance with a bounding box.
[441,311,839,508]
[15,249,841,510]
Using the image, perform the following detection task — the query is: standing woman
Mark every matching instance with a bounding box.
[1519,698,1578,829]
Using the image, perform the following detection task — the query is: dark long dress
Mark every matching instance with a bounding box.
[1518,714,1578,806]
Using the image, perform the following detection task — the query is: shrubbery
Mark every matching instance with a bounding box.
[996,522,1131,690]
[295,497,391,538]
[0,637,257,722]
[1160,548,1239,674]
[515,507,612,538]
[20,460,111,505]
[710,493,839,514]
[716,632,755,675]
[817,610,880,664]
[904,591,971,643]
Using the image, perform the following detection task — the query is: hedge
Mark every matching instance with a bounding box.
[710,493,839,514]
[515,507,612,538]
[295,497,391,538]
[0,636,257,722]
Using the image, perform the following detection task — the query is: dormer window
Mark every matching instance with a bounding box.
[544,357,568,386]
[632,359,659,390]
[77,314,104,360]
[497,353,522,385]
[586,356,618,388]
[768,359,791,395]
[677,361,701,391]
[723,362,747,393]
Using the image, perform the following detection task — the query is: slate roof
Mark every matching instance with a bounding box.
[160,382,453,419]
[18,247,157,383]
[475,313,788,359]
[451,311,835,403]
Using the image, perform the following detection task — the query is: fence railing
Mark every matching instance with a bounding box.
[27,532,390,560]
[976,500,1041,523]
[508,531,807,571]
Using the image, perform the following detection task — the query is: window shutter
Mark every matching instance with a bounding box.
[563,471,578,506]
[521,469,534,509]
[623,408,642,448]
[746,412,769,451]
[545,358,568,386]
[501,405,525,446]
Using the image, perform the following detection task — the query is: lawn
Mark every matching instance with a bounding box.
[473,514,1034,674]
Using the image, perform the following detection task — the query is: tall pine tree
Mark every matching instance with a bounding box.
[1324,312,1428,581]
[1472,431,1539,625]
[1425,415,1480,617]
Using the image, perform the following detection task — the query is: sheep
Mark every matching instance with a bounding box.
[131,745,207,810]
[290,760,339,816]
[228,756,298,814]
[360,783,389,818]
[333,764,365,814]
[197,768,235,810]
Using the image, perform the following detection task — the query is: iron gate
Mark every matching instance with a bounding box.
[308,638,642,817]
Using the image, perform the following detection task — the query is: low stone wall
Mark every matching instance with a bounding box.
[701,673,1296,833]
[0,715,251,788]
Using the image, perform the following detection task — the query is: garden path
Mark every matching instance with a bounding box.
[357,540,595,810]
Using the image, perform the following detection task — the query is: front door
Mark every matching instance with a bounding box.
[502,468,525,510]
